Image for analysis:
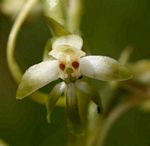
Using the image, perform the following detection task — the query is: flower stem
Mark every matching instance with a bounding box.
[6,0,65,106]
[44,0,65,25]
[66,0,83,33]
[7,0,38,83]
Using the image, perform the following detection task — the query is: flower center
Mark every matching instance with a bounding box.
[72,61,79,69]
[59,63,66,70]
[59,60,81,81]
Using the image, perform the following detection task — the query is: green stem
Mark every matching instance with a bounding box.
[44,0,65,25]
[7,0,38,83]
[66,0,82,33]
[6,0,65,106]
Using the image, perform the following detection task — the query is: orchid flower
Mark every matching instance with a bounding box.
[16,34,131,131]
[16,34,131,99]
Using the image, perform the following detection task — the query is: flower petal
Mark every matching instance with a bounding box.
[66,83,82,134]
[49,47,86,59]
[46,82,66,123]
[16,60,59,99]
[52,34,83,50]
[80,56,132,81]
[76,80,103,113]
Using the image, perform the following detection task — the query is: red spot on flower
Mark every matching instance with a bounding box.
[59,63,65,70]
[72,61,79,69]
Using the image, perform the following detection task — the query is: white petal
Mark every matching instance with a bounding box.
[49,47,86,59]
[52,34,83,50]
[80,56,132,81]
[16,60,59,99]
[47,82,66,123]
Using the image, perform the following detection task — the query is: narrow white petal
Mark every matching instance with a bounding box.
[47,82,66,123]
[16,60,59,99]
[52,34,83,50]
[80,56,132,81]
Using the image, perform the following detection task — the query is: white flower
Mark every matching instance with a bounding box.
[16,34,131,99]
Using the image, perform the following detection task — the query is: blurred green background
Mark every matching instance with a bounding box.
[0,0,150,146]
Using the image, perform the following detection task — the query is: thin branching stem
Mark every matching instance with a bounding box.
[66,0,83,34]
[6,0,65,106]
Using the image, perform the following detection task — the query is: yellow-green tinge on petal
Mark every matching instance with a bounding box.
[16,60,59,99]
[80,56,132,81]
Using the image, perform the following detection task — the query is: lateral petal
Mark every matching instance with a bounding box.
[16,60,59,99]
[80,56,132,81]
[66,83,82,134]
[46,82,66,123]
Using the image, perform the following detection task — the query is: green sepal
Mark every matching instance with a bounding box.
[90,89,103,113]
[43,39,53,61]
[76,80,103,113]
[66,83,82,134]
[46,82,66,123]
[45,16,71,37]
